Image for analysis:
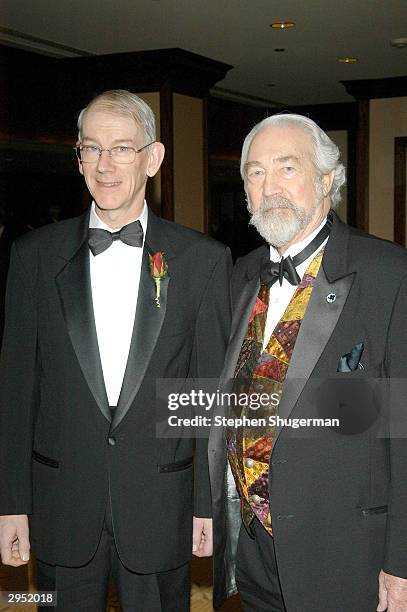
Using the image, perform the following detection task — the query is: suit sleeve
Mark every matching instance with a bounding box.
[190,245,232,517]
[0,241,38,515]
[383,271,407,578]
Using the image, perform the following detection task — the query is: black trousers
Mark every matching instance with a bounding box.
[235,519,287,612]
[36,497,190,612]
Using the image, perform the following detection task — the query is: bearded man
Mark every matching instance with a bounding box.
[209,114,407,612]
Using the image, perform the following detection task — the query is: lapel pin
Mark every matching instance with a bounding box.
[326,293,336,303]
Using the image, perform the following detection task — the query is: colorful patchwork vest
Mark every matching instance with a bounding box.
[227,248,324,535]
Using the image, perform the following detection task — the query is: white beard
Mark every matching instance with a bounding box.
[247,193,322,248]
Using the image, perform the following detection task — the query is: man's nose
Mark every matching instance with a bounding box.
[263,170,282,197]
[96,149,115,172]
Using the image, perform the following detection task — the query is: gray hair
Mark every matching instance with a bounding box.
[77,89,156,145]
[240,113,346,208]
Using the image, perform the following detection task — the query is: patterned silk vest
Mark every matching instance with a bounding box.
[227,248,324,535]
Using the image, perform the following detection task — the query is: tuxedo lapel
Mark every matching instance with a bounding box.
[111,211,173,431]
[273,212,356,446]
[55,212,110,422]
[273,267,354,445]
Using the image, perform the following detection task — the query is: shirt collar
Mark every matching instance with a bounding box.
[269,216,328,263]
[89,200,148,238]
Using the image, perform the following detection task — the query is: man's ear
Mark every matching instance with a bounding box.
[146,142,165,177]
[322,169,335,197]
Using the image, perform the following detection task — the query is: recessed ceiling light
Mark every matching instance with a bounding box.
[337,57,358,63]
[270,21,295,29]
[390,37,407,48]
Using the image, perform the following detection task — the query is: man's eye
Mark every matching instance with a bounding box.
[282,166,296,176]
[116,146,130,153]
[248,168,264,177]
[83,145,99,153]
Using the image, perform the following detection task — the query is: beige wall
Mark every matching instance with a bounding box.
[139,92,161,215]
[173,94,204,231]
[369,97,407,240]
[327,130,348,222]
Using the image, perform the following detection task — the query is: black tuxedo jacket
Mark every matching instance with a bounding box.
[209,213,407,611]
[0,207,232,573]
[0,223,26,343]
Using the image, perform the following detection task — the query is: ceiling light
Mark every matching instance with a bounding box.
[390,37,407,48]
[337,57,358,63]
[270,21,295,29]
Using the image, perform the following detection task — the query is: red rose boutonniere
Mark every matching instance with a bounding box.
[149,251,168,308]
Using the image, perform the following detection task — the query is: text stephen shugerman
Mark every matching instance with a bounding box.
[167,390,281,412]
[167,415,341,429]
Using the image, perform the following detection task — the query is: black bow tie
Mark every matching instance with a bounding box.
[88,220,144,256]
[260,214,332,288]
[261,256,301,287]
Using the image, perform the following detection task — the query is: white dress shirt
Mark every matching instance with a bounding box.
[89,201,148,406]
[262,217,328,350]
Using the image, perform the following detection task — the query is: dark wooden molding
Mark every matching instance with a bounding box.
[159,80,174,221]
[208,96,358,159]
[342,76,407,101]
[1,44,233,142]
[284,102,358,132]
[63,47,233,100]
[355,100,370,231]
[394,137,407,246]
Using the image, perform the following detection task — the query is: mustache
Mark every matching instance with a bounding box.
[259,196,297,212]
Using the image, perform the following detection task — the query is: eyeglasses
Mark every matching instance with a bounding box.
[74,141,155,164]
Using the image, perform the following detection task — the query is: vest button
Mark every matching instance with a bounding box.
[245,458,254,468]
[107,436,116,446]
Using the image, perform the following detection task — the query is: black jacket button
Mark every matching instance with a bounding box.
[107,436,116,446]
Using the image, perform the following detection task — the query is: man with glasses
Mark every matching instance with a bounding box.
[0,90,231,611]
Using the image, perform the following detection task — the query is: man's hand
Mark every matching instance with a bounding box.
[0,515,30,566]
[192,516,213,557]
[377,569,407,611]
